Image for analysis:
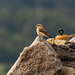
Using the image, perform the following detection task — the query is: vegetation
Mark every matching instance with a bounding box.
[0,0,75,74]
[0,63,12,75]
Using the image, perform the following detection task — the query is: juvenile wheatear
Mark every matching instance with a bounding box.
[36,24,52,38]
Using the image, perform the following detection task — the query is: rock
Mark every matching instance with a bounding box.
[54,66,75,75]
[68,34,75,41]
[52,42,75,68]
[65,42,75,49]
[7,35,75,75]
[62,67,75,75]
[47,38,66,46]
[7,36,62,75]
[69,37,75,42]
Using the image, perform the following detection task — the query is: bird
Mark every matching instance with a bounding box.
[55,28,68,41]
[36,24,52,38]
[58,28,64,35]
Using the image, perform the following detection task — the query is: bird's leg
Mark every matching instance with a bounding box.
[40,36,44,40]
[38,36,45,42]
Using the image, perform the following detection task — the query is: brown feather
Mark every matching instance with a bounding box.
[38,27,52,38]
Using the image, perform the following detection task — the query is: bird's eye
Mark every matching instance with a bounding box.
[37,25,40,26]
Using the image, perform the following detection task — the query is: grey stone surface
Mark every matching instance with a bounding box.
[7,36,62,75]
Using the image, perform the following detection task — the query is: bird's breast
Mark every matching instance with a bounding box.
[36,28,48,37]
[36,28,40,35]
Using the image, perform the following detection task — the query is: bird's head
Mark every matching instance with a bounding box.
[58,28,64,35]
[36,24,43,28]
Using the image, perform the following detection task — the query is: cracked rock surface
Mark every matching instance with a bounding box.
[7,36,62,75]
[7,35,75,75]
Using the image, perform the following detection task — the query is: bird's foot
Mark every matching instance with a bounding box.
[38,36,46,42]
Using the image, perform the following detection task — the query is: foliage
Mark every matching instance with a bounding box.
[0,63,12,75]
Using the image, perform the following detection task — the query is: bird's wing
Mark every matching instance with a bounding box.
[39,27,51,37]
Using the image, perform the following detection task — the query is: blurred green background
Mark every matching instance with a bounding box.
[0,0,75,75]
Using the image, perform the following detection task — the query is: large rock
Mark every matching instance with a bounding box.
[54,66,75,75]
[69,37,75,42]
[52,43,75,68]
[68,34,75,41]
[7,36,62,75]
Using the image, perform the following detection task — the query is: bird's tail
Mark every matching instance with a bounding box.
[49,35,52,38]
